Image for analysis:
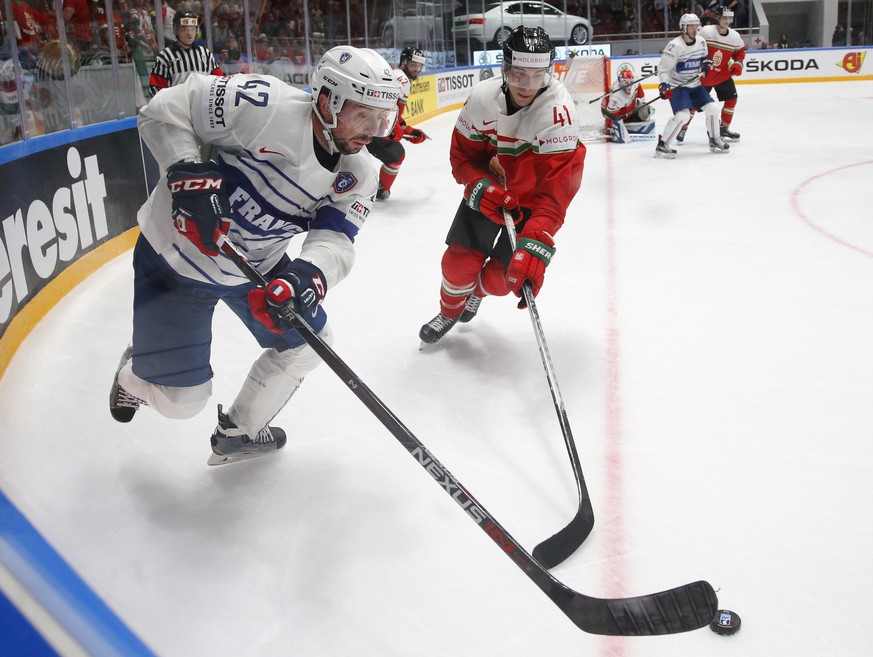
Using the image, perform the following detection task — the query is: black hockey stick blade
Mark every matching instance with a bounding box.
[508,221,595,569]
[218,236,718,636]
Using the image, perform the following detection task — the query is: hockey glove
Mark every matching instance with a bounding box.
[658,83,672,100]
[389,119,405,142]
[166,161,231,257]
[505,228,555,307]
[464,178,519,225]
[729,62,743,76]
[247,259,327,333]
[403,127,428,144]
[701,57,714,75]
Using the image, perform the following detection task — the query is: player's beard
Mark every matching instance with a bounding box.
[332,131,372,155]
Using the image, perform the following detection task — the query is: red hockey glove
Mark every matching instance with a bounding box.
[166,161,231,257]
[464,177,519,225]
[388,119,405,142]
[729,62,743,76]
[403,126,428,144]
[247,259,327,333]
[658,83,672,100]
[505,229,555,307]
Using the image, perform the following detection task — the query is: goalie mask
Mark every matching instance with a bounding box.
[618,67,635,90]
[501,25,556,94]
[311,46,401,153]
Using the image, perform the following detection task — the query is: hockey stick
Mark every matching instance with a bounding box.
[634,74,703,113]
[217,234,718,636]
[502,211,594,569]
[587,71,657,104]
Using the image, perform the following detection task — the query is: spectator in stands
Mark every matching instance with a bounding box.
[832,23,847,46]
[62,0,93,52]
[777,32,789,48]
[9,0,51,68]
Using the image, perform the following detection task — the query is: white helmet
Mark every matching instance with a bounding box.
[312,46,400,150]
[679,13,701,34]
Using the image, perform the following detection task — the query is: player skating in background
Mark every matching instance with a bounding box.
[654,13,729,158]
[676,6,745,144]
[419,26,585,345]
[109,46,401,465]
[367,47,429,200]
[600,67,655,143]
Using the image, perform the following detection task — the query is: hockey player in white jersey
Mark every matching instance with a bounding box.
[109,46,402,465]
[654,13,729,158]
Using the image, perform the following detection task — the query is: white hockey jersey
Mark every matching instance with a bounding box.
[658,35,708,88]
[137,73,379,289]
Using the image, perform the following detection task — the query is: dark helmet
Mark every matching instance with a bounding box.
[501,25,556,68]
[174,11,199,30]
[400,47,426,66]
[399,47,426,79]
[716,6,734,21]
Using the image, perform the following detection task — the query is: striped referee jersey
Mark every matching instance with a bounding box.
[149,43,223,97]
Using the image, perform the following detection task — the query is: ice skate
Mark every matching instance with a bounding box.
[654,138,677,159]
[709,137,730,153]
[675,127,687,144]
[720,125,740,141]
[459,295,482,323]
[109,346,147,423]
[208,404,287,466]
[419,312,459,347]
[375,186,391,201]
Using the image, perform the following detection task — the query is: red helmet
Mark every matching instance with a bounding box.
[618,68,634,88]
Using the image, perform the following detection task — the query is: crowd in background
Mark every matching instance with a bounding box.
[1,0,870,146]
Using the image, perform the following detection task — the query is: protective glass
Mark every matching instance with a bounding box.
[337,100,398,138]
[504,65,552,90]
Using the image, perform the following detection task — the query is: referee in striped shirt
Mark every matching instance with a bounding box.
[148,12,223,97]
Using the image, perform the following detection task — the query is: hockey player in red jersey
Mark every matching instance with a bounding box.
[366,47,429,200]
[600,67,655,143]
[677,6,745,143]
[419,26,585,345]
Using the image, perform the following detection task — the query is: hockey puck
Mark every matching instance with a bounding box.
[710,609,741,636]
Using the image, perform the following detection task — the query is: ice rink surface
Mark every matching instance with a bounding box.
[2,80,872,656]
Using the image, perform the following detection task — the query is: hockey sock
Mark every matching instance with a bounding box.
[378,153,405,192]
[721,98,737,126]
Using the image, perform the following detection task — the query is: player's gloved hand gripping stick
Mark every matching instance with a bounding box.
[216,233,718,636]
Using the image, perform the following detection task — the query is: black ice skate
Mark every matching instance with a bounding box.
[208,404,287,466]
[419,312,459,346]
[720,125,740,141]
[375,186,391,201]
[459,295,482,323]
[676,127,687,144]
[109,346,147,423]
[654,138,677,159]
[709,137,730,153]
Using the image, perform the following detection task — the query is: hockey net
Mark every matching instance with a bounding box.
[561,55,610,141]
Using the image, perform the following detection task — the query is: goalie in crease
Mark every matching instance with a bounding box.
[600,67,656,143]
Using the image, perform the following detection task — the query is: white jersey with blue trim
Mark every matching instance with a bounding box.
[658,35,707,88]
[137,73,378,288]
